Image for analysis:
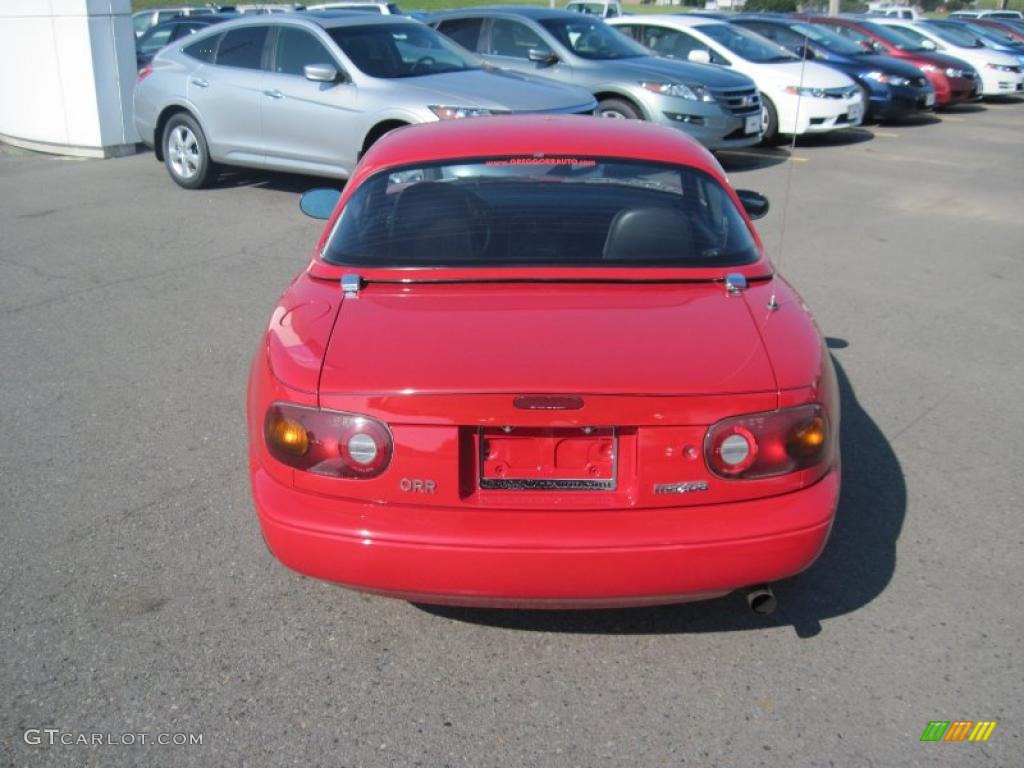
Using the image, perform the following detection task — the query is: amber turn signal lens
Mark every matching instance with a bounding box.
[268,415,309,457]
[786,416,826,459]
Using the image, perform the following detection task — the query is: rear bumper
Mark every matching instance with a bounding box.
[252,466,840,608]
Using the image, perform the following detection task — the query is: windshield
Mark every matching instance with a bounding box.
[539,18,647,60]
[790,22,867,56]
[328,23,479,77]
[323,158,759,269]
[697,23,796,63]
[922,21,984,47]
[860,20,928,51]
[962,21,1017,43]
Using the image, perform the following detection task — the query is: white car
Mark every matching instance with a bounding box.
[873,18,1024,97]
[305,2,402,13]
[608,15,863,141]
[565,1,623,19]
[949,10,1024,20]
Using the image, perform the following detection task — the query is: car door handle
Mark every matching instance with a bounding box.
[191,78,208,88]
[263,89,283,99]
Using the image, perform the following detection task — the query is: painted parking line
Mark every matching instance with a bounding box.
[872,131,900,138]
[940,116,966,122]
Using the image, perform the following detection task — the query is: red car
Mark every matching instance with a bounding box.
[802,16,981,106]
[247,116,841,611]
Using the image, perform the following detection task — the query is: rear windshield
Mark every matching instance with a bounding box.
[791,22,866,56]
[322,158,759,268]
[327,23,479,77]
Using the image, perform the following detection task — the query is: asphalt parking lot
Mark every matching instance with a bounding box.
[2,103,1023,767]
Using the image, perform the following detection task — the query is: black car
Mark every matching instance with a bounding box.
[135,13,237,70]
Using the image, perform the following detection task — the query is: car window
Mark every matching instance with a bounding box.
[539,18,648,60]
[156,11,179,23]
[273,26,335,75]
[139,25,175,56]
[184,34,218,62]
[436,18,485,52]
[790,22,866,56]
[643,26,729,65]
[859,21,928,51]
[170,22,205,43]
[488,19,550,59]
[216,25,270,68]
[822,23,873,47]
[323,158,759,269]
[924,21,984,48]
[611,23,642,43]
[741,23,805,50]
[328,23,479,78]
[695,23,796,63]
[134,13,153,35]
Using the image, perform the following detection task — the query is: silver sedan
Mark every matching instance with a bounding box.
[133,14,598,188]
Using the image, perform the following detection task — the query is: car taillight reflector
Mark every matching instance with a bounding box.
[265,403,393,478]
[137,64,154,82]
[705,404,831,480]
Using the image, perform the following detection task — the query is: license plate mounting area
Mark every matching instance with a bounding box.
[478,427,617,491]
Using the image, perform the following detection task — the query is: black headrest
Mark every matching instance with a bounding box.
[602,206,692,262]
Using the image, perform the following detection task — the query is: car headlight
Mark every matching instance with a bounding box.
[428,105,507,120]
[984,62,1016,72]
[640,82,715,102]
[944,67,964,77]
[783,85,827,98]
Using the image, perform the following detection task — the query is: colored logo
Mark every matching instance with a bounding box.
[920,721,997,742]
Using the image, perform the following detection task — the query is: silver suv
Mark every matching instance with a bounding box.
[134,14,597,188]
[430,7,764,150]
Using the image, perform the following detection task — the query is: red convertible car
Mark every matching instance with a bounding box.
[247,116,840,611]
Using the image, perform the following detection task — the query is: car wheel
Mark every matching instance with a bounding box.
[759,95,779,144]
[598,98,642,120]
[857,84,873,124]
[163,113,214,189]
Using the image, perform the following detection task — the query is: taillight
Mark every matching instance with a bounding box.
[137,64,154,82]
[705,404,831,480]
[264,403,393,479]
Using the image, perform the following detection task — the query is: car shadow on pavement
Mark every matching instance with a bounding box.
[880,114,942,128]
[417,341,906,639]
[939,103,987,115]
[792,127,875,149]
[213,168,344,195]
[716,148,792,173]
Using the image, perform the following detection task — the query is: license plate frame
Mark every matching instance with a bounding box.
[744,114,761,135]
[847,101,863,124]
[478,427,618,491]
[925,91,936,107]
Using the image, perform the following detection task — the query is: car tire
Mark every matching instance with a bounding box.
[759,95,779,144]
[163,113,215,189]
[598,98,642,120]
[857,84,873,124]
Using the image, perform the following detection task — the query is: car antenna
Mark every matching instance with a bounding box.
[768,31,812,312]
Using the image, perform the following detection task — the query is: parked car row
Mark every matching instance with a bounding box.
[133,7,1021,189]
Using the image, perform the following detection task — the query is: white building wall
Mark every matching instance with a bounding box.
[0,0,139,157]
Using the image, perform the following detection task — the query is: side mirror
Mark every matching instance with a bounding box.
[736,189,769,220]
[795,45,816,60]
[687,49,711,64]
[304,63,339,82]
[527,48,558,64]
[300,188,341,219]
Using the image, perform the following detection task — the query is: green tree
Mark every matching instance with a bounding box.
[743,0,797,11]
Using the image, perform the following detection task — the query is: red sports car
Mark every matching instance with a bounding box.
[247,116,841,611]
